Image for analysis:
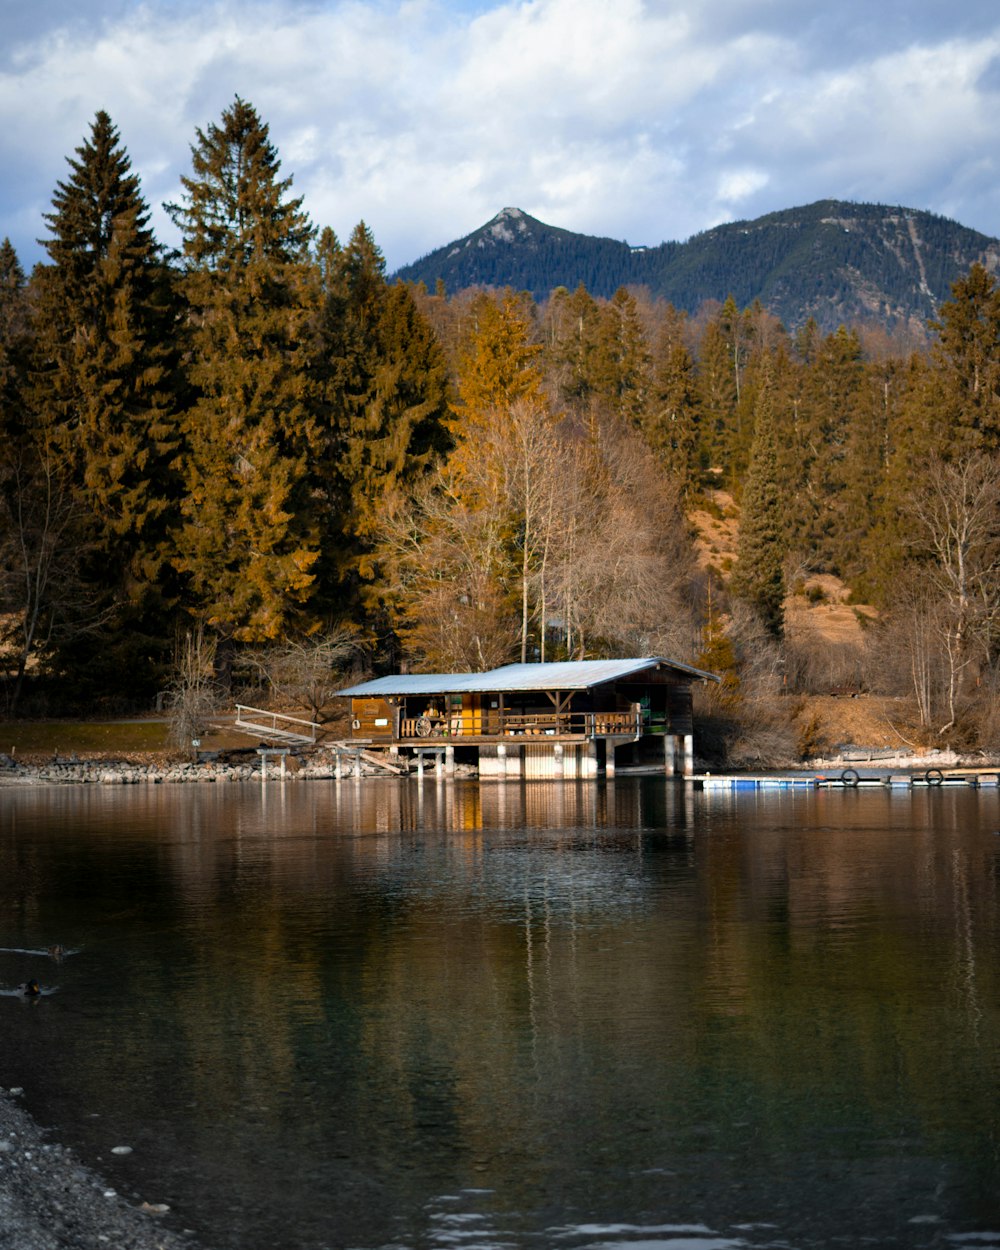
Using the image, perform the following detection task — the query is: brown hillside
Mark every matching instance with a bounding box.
[690,489,899,754]
[691,490,876,649]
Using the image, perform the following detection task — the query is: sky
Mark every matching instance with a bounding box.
[3,0,1000,273]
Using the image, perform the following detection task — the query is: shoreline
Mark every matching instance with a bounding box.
[0,752,360,786]
[2,746,995,788]
[0,1084,201,1250]
[0,751,483,786]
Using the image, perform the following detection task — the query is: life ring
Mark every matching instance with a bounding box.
[841,767,860,787]
[351,718,361,731]
[925,767,944,786]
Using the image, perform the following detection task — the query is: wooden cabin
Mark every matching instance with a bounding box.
[336,659,719,778]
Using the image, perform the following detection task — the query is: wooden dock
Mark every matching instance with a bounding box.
[693,768,1000,791]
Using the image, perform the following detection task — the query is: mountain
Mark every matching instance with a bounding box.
[394,201,1000,332]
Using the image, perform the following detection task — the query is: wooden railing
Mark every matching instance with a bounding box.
[398,711,641,740]
[234,705,320,744]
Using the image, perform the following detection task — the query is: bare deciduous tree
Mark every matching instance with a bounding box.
[905,454,1000,733]
[242,627,361,722]
[548,416,697,658]
[373,403,698,671]
[166,628,221,754]
[376,470,518,671]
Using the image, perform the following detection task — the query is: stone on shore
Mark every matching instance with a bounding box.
[0,1085,201,1249]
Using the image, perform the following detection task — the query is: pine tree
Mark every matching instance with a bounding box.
[28,113,180,697]
[644,305,700,489]
[696,587,741,708]
[167,97,319,641]
[730,358,786,636]
[312,222,450,618]
[0,239,105,710]
[695,299,741,480]
[794,325,866,571]
[0,239,29,434]
[35,112,178,558]
[543,283,602,408]
[450,291,542,431]
[852,356,911,602]
[590,287,651,423]
[0,238,32,638]
[928,263,1000,452]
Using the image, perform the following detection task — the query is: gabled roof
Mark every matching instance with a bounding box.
[336,658,719,699]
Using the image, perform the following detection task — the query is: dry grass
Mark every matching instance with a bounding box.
[1,706,354,765]
[790,694,918,756]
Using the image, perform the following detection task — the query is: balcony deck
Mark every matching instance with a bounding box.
[397,710,642,744]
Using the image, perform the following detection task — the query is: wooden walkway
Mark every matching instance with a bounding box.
[231,705,320,746]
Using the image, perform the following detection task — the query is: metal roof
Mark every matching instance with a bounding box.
[336,658,719,698]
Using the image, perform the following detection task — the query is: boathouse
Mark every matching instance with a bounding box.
[336,658,719,778]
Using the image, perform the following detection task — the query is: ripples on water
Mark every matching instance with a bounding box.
[1,779,1000,1249]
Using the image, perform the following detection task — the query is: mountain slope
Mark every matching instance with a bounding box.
[395,201,1000,332]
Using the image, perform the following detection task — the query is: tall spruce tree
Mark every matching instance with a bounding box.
[450,291,542,432]
[36,112,177,555]
[644,305,700,491]
[167,97,320,641]
[30,112,179,697]
[794,325,866,571]
[590,287,651,423]
[696,299,742,480]
[928,263,1000,452]
[0,240,29,434]
[730,358,786,637]
[311,222,450,622]
[0,239,32,690]
[544,283,602,408]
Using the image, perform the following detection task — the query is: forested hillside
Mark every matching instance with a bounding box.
[2,100,1000,760]
[396,203,1000,335]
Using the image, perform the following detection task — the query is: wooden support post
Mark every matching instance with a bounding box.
[445,745,455,778]
[417,752,425,780]
[606,741,616,778]
[683,734,694,778]
[663,734,675,776]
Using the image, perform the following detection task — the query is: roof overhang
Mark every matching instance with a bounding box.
[336,658,720,699]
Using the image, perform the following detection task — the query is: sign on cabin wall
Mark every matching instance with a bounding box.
[351,698,394,741]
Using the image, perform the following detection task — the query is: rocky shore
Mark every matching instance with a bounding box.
[0,751,391,785]
[0,1085,200,1250]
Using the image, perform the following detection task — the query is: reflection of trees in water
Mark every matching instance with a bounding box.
[688,788,1000,1180]
[4,782,1000,1242]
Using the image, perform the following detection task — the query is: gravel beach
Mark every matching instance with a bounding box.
[0,1087,202,1250]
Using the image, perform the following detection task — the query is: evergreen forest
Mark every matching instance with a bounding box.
[3,101,1000,760]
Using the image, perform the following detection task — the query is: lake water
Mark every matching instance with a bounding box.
[1,777,999,1250]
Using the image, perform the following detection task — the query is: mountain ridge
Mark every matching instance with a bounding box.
[394,201,1000,333]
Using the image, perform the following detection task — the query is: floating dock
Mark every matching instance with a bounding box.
[692,768,1000,791]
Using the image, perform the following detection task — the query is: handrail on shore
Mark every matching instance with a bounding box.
[234,705,320,744]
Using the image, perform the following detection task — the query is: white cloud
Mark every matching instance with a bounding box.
[2,0,1000,273]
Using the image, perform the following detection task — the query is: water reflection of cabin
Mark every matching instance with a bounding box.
[336,659,719,778]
